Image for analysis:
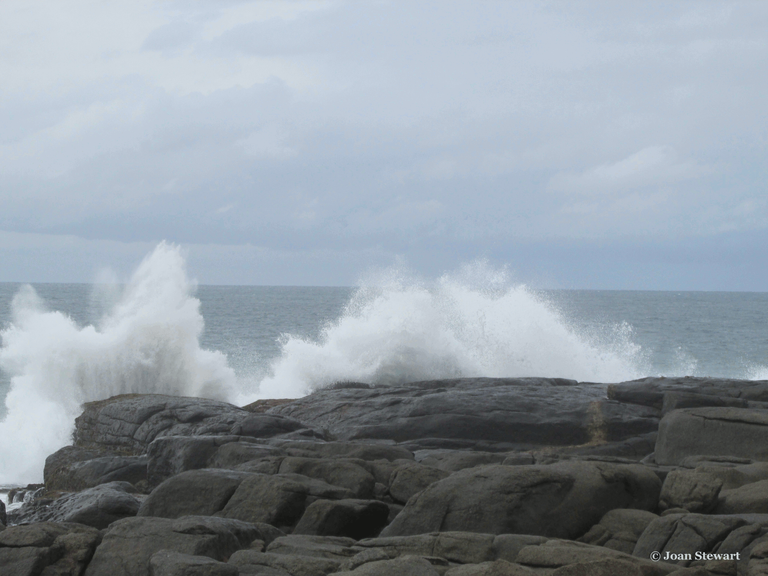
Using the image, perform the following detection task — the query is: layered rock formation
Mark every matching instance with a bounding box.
[5,376,768,575]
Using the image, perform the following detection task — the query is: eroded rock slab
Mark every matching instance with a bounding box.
[381,461,661,539]
[84,515,279,576]
[74,394,320,454]
[655,408,768,466]
[268,378,660,450]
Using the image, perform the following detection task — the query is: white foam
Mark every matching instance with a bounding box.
[245,262,646,402]
[0,242,235,485]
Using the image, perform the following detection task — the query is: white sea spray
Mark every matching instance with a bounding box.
[0,242,235,485]
[245,261,647,402]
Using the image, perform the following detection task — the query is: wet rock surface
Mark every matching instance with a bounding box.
[9,376,768,575]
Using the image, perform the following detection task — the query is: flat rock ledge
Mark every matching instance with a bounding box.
[6,376,768,576]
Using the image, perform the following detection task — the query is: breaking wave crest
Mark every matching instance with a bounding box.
[249,262,647,401]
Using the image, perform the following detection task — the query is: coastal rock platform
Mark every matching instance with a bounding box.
[5,376,768,575]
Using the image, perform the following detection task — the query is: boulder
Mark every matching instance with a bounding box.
[149,549,238,576]
[293,499,390,539]
[549,558,667,576]
[607,377,768,409]
[691,461,768,491]
[417,450,508,472]
[516,539,676,575]
[226,549,342,575]
[747,540,768,576]
[715,480,768,514]
[659,470,723,513]
[266,534,357,559]
[273,440,414,462]
[354,532,497,564]
[632,513,768,566]
[276,457,377,499]
[578,509,659,554]
[387,462,450,504]
[45,445,148,492]
[209,438,285,469]
[655,408,768,465]
[1,498,5,526]
[0,521,101,576]
[269,378,660,449]
[444,560,536,575]
[12,481,140,529]
[74,394,317,454]
[381,461,661,539]
[217,473,354,530]
[84,515,279,576]
[146,435,276,487]
[332,554,441,576]
[138,469,252,519]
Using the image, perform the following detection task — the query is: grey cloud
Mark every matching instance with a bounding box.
[0,1,767,286]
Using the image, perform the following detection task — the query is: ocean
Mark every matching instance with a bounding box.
[1,243,767,490]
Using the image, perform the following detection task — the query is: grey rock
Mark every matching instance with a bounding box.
[381,461,661,539]
[1,497,5,526]
[272,440,414,462]
[227,549,341,576]
[0,521,101,576]
[209,440,284,469]
[607,377,768,409]
[45,445,148,492]
[269,378,659,449]
[340,548,395,572]
[149,550,238,576]
[655,408,768,465]
[516,539,676,574]
[0,546,56,576]
[659,470,723,513]
[74,394,317,454]
[540,432,659,462]
[235,456,284,475]
[748,539,768,576]
[138,469,251,519]
[293,499,390,539]
[12,481,140,529]
[691,461,768,490]
[549,558,667,576]
[277,457,377,499]
[387,462,450,504]
[146,435,272,487]
[716,480,768,514]
[332,554,441,576]
[632,514,768,566]
[266,534,357,559]
[444,559,536,575]
[417,450,508,472]
[578,509,659,555]
[84,515,277,576]
[217,473,353,529]
[661,391,750,414]
[355,532,495,565]
[491,534,549,563]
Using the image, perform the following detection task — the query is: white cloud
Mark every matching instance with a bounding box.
[236,124,295,159]
[548,146,708,196]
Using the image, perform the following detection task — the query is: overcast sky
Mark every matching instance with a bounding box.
[0,1,766,289]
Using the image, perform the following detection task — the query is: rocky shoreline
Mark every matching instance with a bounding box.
[4,376,768,575]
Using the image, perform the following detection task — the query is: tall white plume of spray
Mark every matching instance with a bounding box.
[248,261,646,402]
[0,242,235,485]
